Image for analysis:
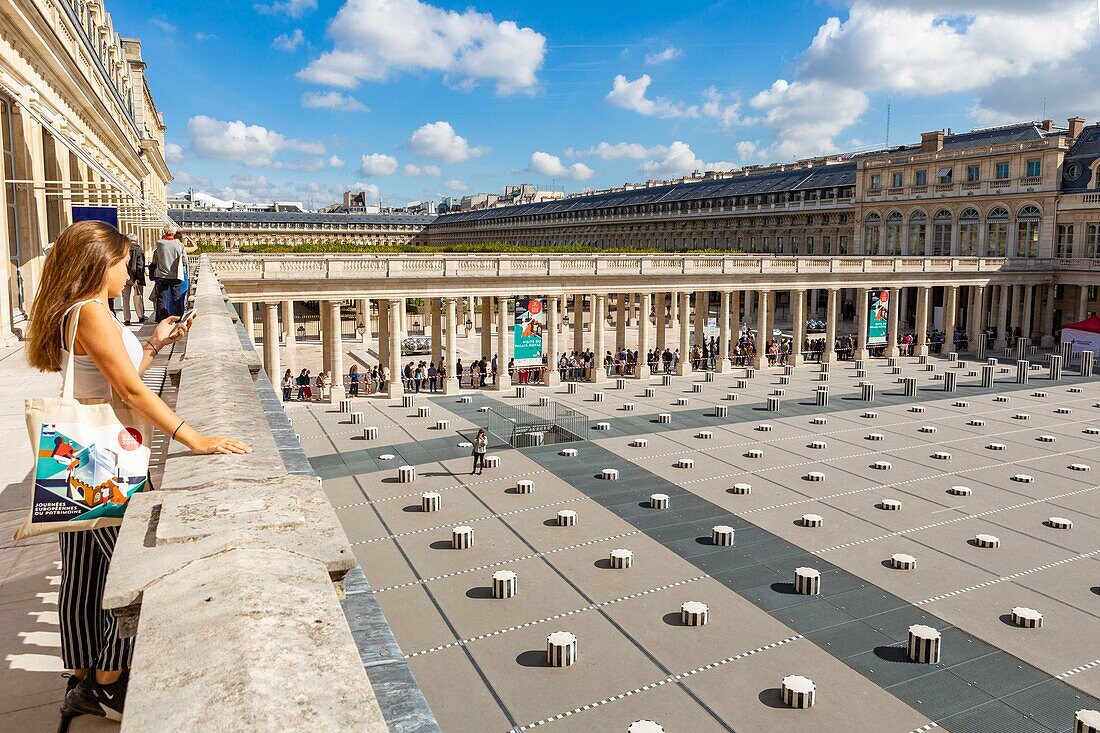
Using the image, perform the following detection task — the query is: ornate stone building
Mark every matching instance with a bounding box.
[0,0,173,342]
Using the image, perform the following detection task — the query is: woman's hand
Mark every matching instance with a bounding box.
[150,316,192,351]
[188,434,252,455]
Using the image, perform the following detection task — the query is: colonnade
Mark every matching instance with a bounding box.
[237,280,1075,402]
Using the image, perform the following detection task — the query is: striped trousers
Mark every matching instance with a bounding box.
[58,526,134,672]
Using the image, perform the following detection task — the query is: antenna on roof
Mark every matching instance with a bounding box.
[885,102,891,147]
[1042,96,1047,119]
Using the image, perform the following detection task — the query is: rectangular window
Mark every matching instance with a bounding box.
[937,167,953,184]
[1087,224,1100,258]
[869,174,881,190]
[1026,159,1042,177]
[914,170,927,186]
[891,172,903,188]
[966,164,980,182]
[839,235,849,255]
[995,162,1010,179]
[1056,224,1074,258]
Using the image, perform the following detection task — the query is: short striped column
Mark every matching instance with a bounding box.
[712,525,735,546]
[862,383,875,401]
[515,385,527,398]
[398,465,417,482]
[339,398,352,413]
[854,358,865,370]
[917,355,927,365]
[644,387,656,397]
[546,631,577,668]
[784,364,795,376]
[779,375,791,385]
[615,378,626,390]
[1049,354,1063,380]
[1061,339,1074,365]
[458,395,472,403]
[363,426,379,440]
[801,513,823,528]
[767,397,781,411]
[891,553,916,570]
[557,509,577,526]
[628,722,665,733]
[421,492,441,512]
[516,479,534,494]
[350,411,364,424]
[855,369,866,378]
[623,402,635,411]
[1081,350,1094,377]
[705,371,716,382]
[691,383,703,393]
[794,567,820,595]
[650,493,670,509]
[714,404,728,417]
[567,381,578,394]
[981,364,995,388]
[948,351,958,362]
[887,357,897,367]
[609,548,633,569]
[435,419,449,430]
[781,675,816,709]
[879,499,902,511]
[657,413,672,424]
[730,482,752,494]
[593,391,605,402]
[492,570,517,599]
[1075,710,1100,733]
[661,374,673,386]
[680,601,709,626]
[630,438,648,447]
[539,395,553,406]
[907,624,941,664]
[903,377,917,396]
[816,386,829,406]
[1016,360,1030,384]
[943,371,957,392]
[1048,516,1073,529]
[1011,606,1043,628]
[817,371,829,381]
[601,468,619,480]
[402,395,416,408]
[820,362,830,373]
[417,405,431,418]
[452,525,473,549]
[735,379,748,389]
[975,533,1000,548]
[725,391,738,400]
[484,456,500,468]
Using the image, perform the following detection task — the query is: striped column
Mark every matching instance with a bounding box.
[557,509,577,526]
[452,525,473,549]
[339,398,352,412]
[609,549,633,568]
[794,567,821,595]
[767,397,781,411]
[650,493,670,508]
[903,377,917,396]
[943,371,957,391]
[363,426,378,440]
[1075,710,1100,733]
[402,395,416,408]
[816,386,829,406]
[712,525,735,546]
[1049,354,1063,380]
[714,404,729,417]
[421,492,441,512]
[1061,339,1074,365]
[1016,337,1028,360]
[981,364,995,388]
[680,601,709,626]
[862,383,875,401]
[417,406,431,417]
[1081,351,1094,377]
[398,465,417,482]
[781,675,816,709]
[546,631,577,668]
[907,624,941,664]
[891,553,916,570]
[1011,606,1043,628]
[516,480,534,494]
[350,412,364,424]
[976,337,986,361]
[1016,360,1030,384]
[492,570,517,599]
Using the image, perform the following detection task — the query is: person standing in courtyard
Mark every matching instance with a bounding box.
[150,226,187,321]
[471,428,488,474]
[121,234,145,325]
[25,220,250,722]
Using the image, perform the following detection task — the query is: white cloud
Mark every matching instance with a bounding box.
[171,171,211,187]
[349,182,382,200]
[359,153,399,176]
[298,0,546,95]
[164,142,184,164]
[186,115,325,166]
[444,179,467,192]
[273,29,305,52]
[194,32,217,41]
[329,154,346,168]
[637,141,734,179]
[735,141,759,161]
[150,19,177,34]
[701,87,740,128]
[285,157,327,172]
[644,47,681,65]
[300,90,368,112]
[571,141,655,160]
[606,74,700,119]
[743,79,868,160]
[402,163,443,177]
[406,121,487,163]
[530,152,594,181]
[255,0,317,18]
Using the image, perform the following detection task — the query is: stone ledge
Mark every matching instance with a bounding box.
[122,548,385,733]
[104,476,355,622]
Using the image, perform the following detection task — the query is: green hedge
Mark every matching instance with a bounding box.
[198,240,741,255]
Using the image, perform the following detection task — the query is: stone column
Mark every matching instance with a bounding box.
[754,290,770,369]
[430,297,442,365]
[1019,283,1033,344]
[974,285,988,347]
[790,288,806,367]
[616,293,627,349]
[717,290,731,372]
[357,299,370,344]
[378,298,390,368]
[637,292,652,378]
[387,298,404,398]
[915,286,931,357]
[943,286,958,352]
[995,285,1010,350]
[319,300,331,374]
[1041,285,1056,347]
[766,291,777,343]
[262,303,281,390]
[241,301,255,344]
[676,292,691,376]
[443,297,460,393]
[328,301,345,402]
[496,295,512,390]
[1009,285,1023,335]
[886,287,901,357]
[730,290,741,342]
[1078,284,1090,321]
[546,295,561,386]
[855,287,871,360]
[822,288,839,363]
[655,292,667,352]
[557,295,564,334]
[480,296,493,359]
[573,294,585,353]
[694,290,706,347]
[282,300,296,376]
[592,294,608,382]
[898,288,909,332]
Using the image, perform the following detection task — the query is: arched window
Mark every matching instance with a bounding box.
[1016,205,1041,257]
[958,208,980,256]
[885,212,903,255]
[864,213,881,255]
[986,206,1009,256]
[908,211,927,256]
[932,209,953,256]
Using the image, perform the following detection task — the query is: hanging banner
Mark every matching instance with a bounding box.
[71,206,119,229]
[513,297,546,367]
[866,288,890,346]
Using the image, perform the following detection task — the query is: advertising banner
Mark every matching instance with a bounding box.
[513,297,546,367]
[866,288,890,346]
[72,206,119,229]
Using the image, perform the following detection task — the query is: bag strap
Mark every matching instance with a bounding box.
[58,299,104,400]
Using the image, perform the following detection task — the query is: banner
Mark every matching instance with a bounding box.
[513,297,546,367]
[866,288,890,346]
[71,206,119,229]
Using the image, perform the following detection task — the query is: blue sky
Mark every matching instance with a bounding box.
[109,0,1100,207]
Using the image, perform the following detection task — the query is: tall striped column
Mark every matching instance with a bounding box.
[943,371,957,392]
[976,336,986,361]
[1016,360,1030,384]
[492,570,517,599]
[546,631,577,668]
[1061,339,1073,366]
[1049,353,1063,380]
[1016,336,1028,360]
[1081,351,1094,377]
[815,386,829,406]
[981,364,995,388]
[861,383,875,401]
[903,377,917,396]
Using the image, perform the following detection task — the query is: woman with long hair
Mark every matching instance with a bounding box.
[26,221,250,721]
[471,428,488,474]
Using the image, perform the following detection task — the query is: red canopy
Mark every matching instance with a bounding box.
[1061,315,1100,334]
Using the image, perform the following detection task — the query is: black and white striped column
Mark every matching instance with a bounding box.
[976,338,986,361]
[644,387,656,397]
[1061,339,1074,365]
[801,513,823,528]
[557,509,577,526]
[781,675,816,709]
[862,383,875,401]
[1016,337,1028,360]
[714,404,728,417]
[417,405,431,417]
[907,624,941,664]
[516,480,534,494]
[1074,709,1100,733]
[609,548,633,568]
[767,397,781,411]
[421,492,441,512]
[661,374,673,386]
[515,385,527,398]
[903,377,917,396]
[567,381,578,394]
[398,465,417,482]
[1016,360,1030,384]
[546,631,577,668]
[1049,354,1063,380]
[712,525,735,546]
[614,378,626,390]
[363,426,379,440]
[816,386,829,406]
[339,398,352,413]
[403,395,416,408]
[452,525,473,549]
[492,570,517,599]
[1011,606,1043,628]
[943,371,957,391]
[350,411,364,424]
[794,567,820,595]
[680,601,709,626]
[981,364,995,388]
[891,553,916,570]
[745,367,756,379]
[650,493,670,509]
[1081,350,1094,377]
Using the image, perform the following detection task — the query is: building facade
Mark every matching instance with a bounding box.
[169,209,436,250]
[0,0,173,342]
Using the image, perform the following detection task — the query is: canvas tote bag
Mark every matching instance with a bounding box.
[14,300,153,540]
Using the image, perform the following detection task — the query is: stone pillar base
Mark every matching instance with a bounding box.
[855,349,870,361]
[915,345,930,357]
[592,369,608,383]
[790,354,805,367]
[328,385,346,404]
[675,363,687,377]
[546,372,561,387]
[716,359,731,373]
[496,374,512,390]
[886,346,900,358]
[1040,335,1054,348]
[754,355,768,370]
[387,381,404,399]
[442,377,460,394]
[821,351,838,363]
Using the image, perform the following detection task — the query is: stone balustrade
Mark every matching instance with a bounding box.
[101,258,435,732]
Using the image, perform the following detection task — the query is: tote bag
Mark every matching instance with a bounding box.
[13,300,153,540]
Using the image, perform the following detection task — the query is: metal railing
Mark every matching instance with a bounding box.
[486,402,589,447]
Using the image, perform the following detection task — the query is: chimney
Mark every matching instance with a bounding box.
[1040,119,1053,131]
[1068,117,1085,140]
[920,130,944,153]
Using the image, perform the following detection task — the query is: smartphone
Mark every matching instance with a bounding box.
[171,309,197,336]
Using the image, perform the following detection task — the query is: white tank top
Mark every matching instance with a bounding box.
[60,299,145,400]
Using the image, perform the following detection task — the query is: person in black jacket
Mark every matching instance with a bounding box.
[121,234,146,325]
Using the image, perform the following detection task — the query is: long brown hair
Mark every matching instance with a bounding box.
[27,220,130,372]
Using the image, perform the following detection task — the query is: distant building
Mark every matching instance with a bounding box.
[170,209,435,250]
